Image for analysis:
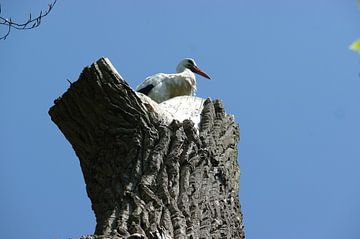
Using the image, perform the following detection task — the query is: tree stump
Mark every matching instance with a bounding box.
[48,58,245,239]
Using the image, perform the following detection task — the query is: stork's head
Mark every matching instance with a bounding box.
[176,58,211,79]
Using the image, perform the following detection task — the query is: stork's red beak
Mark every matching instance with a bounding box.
[190,65,211,80]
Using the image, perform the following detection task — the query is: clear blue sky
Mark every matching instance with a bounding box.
[1,1,360,238]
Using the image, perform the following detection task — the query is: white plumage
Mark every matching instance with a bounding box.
[136,58,211,103]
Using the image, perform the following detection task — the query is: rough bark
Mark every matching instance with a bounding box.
[48,58,245,239]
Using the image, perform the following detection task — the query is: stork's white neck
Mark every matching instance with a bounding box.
[176,64,187,73]
[177,68,196,95]
[176,64,196,87]
[180,69,196,88]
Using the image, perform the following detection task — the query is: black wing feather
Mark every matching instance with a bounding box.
[137,84,154,95]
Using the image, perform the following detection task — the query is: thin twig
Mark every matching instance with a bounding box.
[66,78,73,86]
[0,0,57,40]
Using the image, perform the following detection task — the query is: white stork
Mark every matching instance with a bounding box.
[136,58,211,103]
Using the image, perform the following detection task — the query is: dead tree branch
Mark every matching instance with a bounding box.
[0,0,57,40]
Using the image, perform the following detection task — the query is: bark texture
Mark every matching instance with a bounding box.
[48,58,244,239]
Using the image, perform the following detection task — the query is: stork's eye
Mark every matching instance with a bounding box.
[187,60,194,65]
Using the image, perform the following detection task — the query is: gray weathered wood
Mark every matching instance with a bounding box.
[48,58,245,239]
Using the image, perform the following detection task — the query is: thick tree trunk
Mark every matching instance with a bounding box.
[48,58,245,239]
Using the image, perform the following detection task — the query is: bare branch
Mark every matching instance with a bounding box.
[0,0,57,40]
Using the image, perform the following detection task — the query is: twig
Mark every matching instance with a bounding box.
[0,0,57,40]
[66,78,73,86]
